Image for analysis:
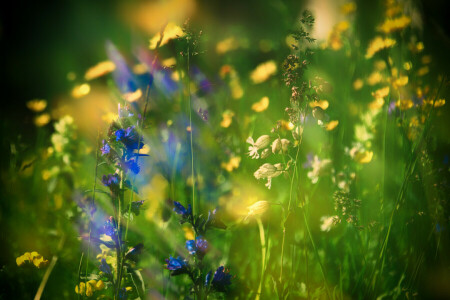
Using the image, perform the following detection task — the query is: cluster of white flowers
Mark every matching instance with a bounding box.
[254,163,284,189]
[306,155,332,184]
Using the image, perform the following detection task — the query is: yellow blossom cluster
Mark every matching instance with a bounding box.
[366,36,396,59]
[377,15,411,33]
[75,280,106,297]
[16,252,49,268]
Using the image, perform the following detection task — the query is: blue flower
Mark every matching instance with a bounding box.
[124,159,140,174]
[212,266,232,292]
[173,201,192,217]
[186,237,209,256]
[205,271,212,287]
[165,256,188,275]
[101,140,111,155]
[102,174,121,193]
[115,126,144,151]
[99,258,111,275]
[104,217,117,237]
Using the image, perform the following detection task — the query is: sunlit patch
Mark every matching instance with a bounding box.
[221,156,241,172]
[250,60,277,84]
[251,96,269,112]
[84,61,116,81]
[216,36,240,54]
[309,100,329,110]
[71,83,91,98]
[365,36,396,59]
[353,79,364,90]
[377,15,411,34]
[149,22,185,49]
[34,113,51,127]
[123,89,143,103]
[245,201,271,219]
[26,99,47,112]
[220,110,234,128]
[325,120,339,131]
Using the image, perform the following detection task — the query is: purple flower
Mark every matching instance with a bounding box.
[212,266,232,292]
[99,258,111,275]
[101,140,111,155]
[173,201,192,217]
[388,101,396,115]
[102,174,121,193]
[115,126,144,151]
[185,237,208,256]
[104,216,117,237]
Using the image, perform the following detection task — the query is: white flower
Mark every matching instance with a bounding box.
[254,163,284,189]
[320,215,339,232]
[247,135,270,159]
[271,138,290,154]
[306,155,332,184]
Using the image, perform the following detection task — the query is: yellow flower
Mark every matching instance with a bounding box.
[417,66,429,76]
[133,63,148,74]
[216,37,240,54]
[396,99,414,110]
[84,61,116,80]
[377,15,411,34]
[353,79,364,90]
[161,57,176,68]
[149,22,185,49]
[26,99,47,112]
[367,72,383,86]
[220,110,234,128]
[309,100,329,110]
[123,89,143,103]
[34,113,51,127]
[250,60,277,84]
[71,83,91,98]
[392,76,408,88]
[221,156,241,172]
[325,120,339,131]
[354,150,373,164]
[75,282,86,295]
[423,99,445,107]
[251,96,269,112]
[366,36,396,59]
[369,98,385,110]
[340,2,356,14]
[16,252,48,268]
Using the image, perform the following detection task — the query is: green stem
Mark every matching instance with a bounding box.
[256,217,266,300]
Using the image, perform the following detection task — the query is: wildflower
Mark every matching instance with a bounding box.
[377,15,411,34]
[325,120,339,131]
[247,135,270,159]
[367,71,383,86]
[165,256,188,275]
[26,99,47,112]
[16,252,49,268]
[102,174,121,193]
[124,158,140,174]
[216,36,240,54]
[353,79,363,90]
[104,216,118,237]
[173,201,192,217]
[115,126,144,151]
[250,60,277,84]
[305,155,332,184]
[34,113,51,127]
[417,66,429,76]
[84,60,116,80]
[221,156,241,172]
[254,163,284,189]
[71,83,91,98]
[320,216,339,232]
[271,138,290,154]
[365,36,396,59]
[396,99,414,110]
[123,88,143,103]
[246,201,271,219]
[309,100,329,110]
[186,237,208,256]
[251,96,269,112]
[149,22,185,49]
[260,148,271,159]
[101,140,111,155]
[341,2,356,15]
[354,150,373,164]
[211,266,232,292]
[220,110,234,128]
[99,258,111,275]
